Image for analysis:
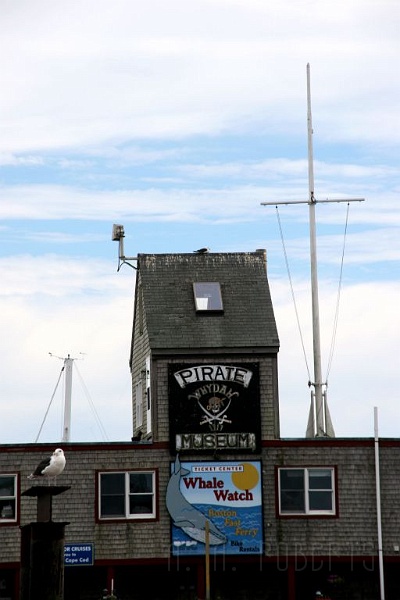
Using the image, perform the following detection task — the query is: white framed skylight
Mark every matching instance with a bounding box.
[193,282,223,312]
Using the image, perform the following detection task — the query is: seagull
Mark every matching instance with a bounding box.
[27,448,66,484]
[193,247,210,254]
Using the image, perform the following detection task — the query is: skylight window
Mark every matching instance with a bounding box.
[193,282,223,312]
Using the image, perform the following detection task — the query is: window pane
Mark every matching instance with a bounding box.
[136,381,143,427]
[280,469,304,490]
[100,473,125,517]
[129,494,153,515]
[0,476,15,497]
[281,491,305,512]
[101,496,125,517]
[0,500,15,520]
[193,283,223,311]
[101,473,124,494]
[0,476,16,521]
[309,491,332,511]
[280,470,305,513]
[309,469,332,490]
[130,473,152,494]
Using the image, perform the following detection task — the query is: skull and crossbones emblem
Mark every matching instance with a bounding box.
[199,395,232,431]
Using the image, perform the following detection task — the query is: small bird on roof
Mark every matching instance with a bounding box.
[193,247,210,253]
[28,448,66,484]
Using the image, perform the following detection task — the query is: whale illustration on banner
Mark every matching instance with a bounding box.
[166,454,227,546]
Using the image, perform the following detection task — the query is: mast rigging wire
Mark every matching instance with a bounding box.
[74,362,110,442]
[275,202,351,387]
[275,206,311,382]
[34,358,110,442]
[325,202,350,382]
[34,365,65,443]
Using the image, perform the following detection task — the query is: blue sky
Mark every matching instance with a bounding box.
[1,0,399,443]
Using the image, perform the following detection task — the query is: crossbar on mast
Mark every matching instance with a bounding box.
[262,199,365,206]
[261,63,365,438]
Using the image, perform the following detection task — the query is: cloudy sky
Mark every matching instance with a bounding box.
[0,0,399,444]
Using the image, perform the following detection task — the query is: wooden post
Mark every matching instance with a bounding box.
[22,486,70,523]
[20,486,70,600]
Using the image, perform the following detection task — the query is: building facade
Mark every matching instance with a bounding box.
[0,251,399,600]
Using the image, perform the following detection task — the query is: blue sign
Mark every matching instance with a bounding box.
[64,543,94,566]
[167,457,263,556]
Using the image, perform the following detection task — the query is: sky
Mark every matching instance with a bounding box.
[0,0,399,444]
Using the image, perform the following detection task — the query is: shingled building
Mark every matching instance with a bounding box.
[1,250,400,600]
[129,250,280,446]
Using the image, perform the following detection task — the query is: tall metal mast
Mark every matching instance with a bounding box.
[261,63,364,438]
[49,352,75,442]
[62,355,73,443]
[306,62,325,437]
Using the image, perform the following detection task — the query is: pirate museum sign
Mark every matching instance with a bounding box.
[168,363,261,453]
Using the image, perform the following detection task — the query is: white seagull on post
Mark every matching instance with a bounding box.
[28,448,66,484]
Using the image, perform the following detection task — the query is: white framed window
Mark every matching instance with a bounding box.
[0,474,17,523]
[145,355,152,435]
[278,467,336,516]
[193,282,223,312]
[135,380,143,428]
[99,471,156,520]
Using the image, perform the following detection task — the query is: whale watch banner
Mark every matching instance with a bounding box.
[168,363,261,453]
[167,457,263,556]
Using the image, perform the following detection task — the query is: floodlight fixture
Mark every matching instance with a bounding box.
[112,224,125,241]
[111,224,137,271]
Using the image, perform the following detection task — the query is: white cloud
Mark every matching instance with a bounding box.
[0,154,44,166]
[0,0,399,445]
[0,1,399,152]
[0,255,134,443]
[273,278,400,438]
[1,255,398,443]
[0,170,395,223]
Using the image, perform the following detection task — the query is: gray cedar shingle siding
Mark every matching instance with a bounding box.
[135,251,279,353]
[2,441,400,563]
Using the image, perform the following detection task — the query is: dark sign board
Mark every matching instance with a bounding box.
[167,456,263,556]
[169,363,261,453]
[64,543,94,566]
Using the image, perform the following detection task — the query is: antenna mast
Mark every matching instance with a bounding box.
[306,63,325,437]
[62,355,73,443]
[261,64,365,438]
[49,352,80,442]
[112,224,137,271]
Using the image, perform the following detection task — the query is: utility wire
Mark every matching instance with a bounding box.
[275,206,311,382]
